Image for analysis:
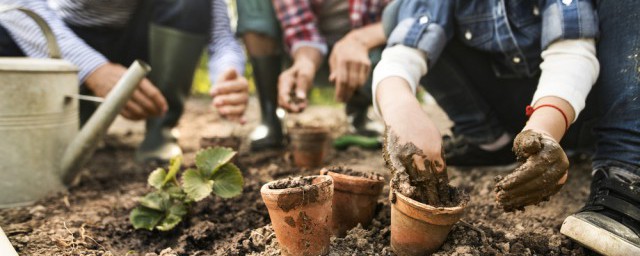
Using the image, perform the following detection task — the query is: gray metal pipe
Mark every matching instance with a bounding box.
[61,60,151,184]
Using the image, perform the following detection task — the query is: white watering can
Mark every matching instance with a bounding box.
[0,6,151,208]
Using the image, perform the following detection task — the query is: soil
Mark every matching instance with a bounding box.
[267,176,315,190]
[0,97,595,255]
[322,166,384,181]
[383,130,454,207]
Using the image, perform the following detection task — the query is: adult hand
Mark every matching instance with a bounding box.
[329,35,371,103]
[495,129,569,211]
[211,69,249,123]
[85,62,167,120]
[277,58,316,113]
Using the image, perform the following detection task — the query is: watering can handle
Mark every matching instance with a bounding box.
[0,5,62,59]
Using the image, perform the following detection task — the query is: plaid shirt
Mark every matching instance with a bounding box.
[272,0,391,55]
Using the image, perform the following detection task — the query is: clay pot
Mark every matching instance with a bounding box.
[390,188,466,256]
[199,136,241,151]
[260,175,334,256]
[289,127,330,168]
[320,168,384,237]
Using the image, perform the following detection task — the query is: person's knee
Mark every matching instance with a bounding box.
[0,24,25,57]
[243,32,279,57]
[153,0,211,34]
[237,0,281,45]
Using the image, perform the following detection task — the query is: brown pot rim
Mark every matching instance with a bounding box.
[261,175,333,202]
[392,189,466,225]
[320,169,384,195]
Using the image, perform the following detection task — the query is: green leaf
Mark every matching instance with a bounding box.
[195,147,236,178]
[165,185,186,200]
[130,206,164,230]
[211,163,244,198]
[156,214,182,231]
[164,155,183,184]
[138,191,169,211]
[148,168,167,189]
[182,169,213,202]
[156,202,187,231]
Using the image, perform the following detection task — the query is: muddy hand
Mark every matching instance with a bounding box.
[495,130,569,211]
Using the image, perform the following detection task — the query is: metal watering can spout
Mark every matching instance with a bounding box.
[61,61,151,184]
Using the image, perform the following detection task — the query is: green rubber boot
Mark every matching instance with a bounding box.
[135,24,208,163]
[249,55,285,151]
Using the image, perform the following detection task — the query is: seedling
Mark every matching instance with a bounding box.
[130,147,244,231]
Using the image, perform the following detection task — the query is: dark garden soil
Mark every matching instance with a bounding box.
[0,97,594,255]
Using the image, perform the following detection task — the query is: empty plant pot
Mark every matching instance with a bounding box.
[289,126,330,168]
[320,167,384,237]
[200,136,241,151]
[261,175,334,256]
[390,188,467,256]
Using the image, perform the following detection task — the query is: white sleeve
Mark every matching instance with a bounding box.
[371,44,428,116]
[208,0,245,83]
[532,39,599,122]
[0,0,108,82]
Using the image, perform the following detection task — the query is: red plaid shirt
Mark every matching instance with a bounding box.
[272,0,391,55]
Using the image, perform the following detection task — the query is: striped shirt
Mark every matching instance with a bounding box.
[0,0,245,84]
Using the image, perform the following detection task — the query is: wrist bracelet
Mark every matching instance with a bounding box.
[525,104,569,131]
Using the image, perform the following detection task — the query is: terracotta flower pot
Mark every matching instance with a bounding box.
[289,127,330,168]
[320,167,385,237]
[199,136,241,151]
[260,175,334,256]
[390,188,466,256]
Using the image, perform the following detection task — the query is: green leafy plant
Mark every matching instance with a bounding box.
[130,147,243,231]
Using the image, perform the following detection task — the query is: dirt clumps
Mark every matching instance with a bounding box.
[383,129,457,207]
[495,130,569,212]
[321,166,384,181]
[267,176,315,190]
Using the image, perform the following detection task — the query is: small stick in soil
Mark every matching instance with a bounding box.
[459,220,487,244]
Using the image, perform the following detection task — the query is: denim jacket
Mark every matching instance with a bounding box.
[382,0,598,78]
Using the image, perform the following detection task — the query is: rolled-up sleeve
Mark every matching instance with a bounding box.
[272,0,327,56]
[208,0,245,83]
[540,0,598,50]
[382,0,454,67]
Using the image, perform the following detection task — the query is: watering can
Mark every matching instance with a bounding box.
[0,6,151,208]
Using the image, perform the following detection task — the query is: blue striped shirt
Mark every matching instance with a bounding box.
[0,0,245,85]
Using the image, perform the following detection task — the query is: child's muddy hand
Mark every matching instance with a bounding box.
[495,130,569,212]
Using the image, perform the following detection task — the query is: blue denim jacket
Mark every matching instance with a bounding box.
[382,0,598,78]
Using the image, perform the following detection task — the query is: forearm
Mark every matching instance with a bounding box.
[376,77,421,121]
[523,96,574,142]
[372,45,428,115]
[346,22,386,51]
[292,46,324,73]
[527,39,599,142]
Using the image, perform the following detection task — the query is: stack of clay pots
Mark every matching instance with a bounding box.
[260,167,385,255]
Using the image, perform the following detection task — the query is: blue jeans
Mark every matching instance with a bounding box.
[592,0,640,173]
[421,39,596,151]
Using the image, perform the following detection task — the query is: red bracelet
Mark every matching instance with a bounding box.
[525,104,569,131]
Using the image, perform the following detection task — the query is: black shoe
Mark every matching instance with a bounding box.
[443,134,516,166]
[561,166,640,255]
[346,91,383,138]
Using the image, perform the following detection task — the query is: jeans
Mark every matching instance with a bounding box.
[421,38,596,150]
[592,0,640,173]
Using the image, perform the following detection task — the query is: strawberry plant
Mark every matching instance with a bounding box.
[130,147,243,231]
